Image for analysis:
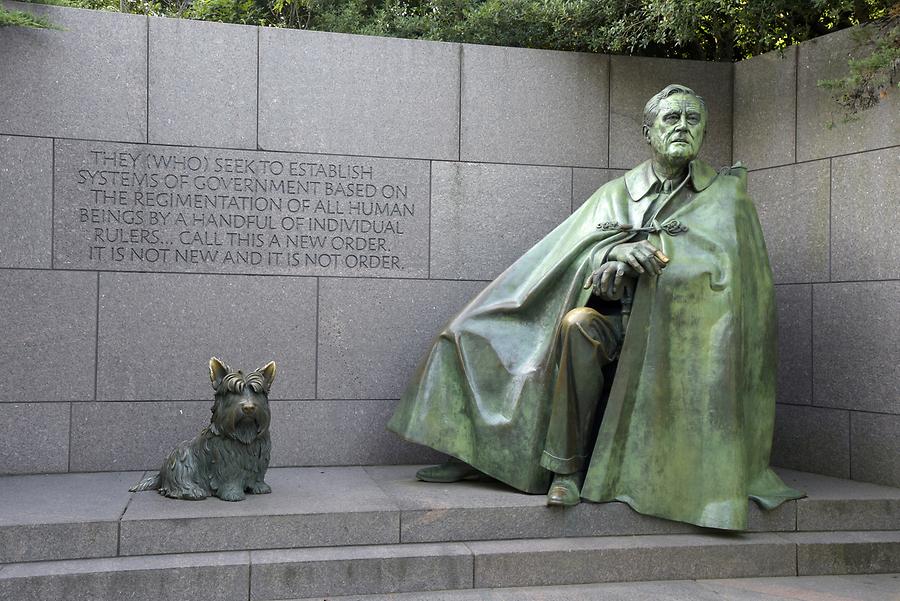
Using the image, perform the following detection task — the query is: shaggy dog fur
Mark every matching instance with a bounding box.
[130,358,276,501]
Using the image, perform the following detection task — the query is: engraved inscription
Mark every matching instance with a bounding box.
[53,141,429,277]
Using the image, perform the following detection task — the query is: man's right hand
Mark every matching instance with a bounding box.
[584,261,636,300]
[608,240,669,275]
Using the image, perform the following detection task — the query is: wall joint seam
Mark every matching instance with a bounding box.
[2,129,632,169]
[256,26,261,150]
[51,138,56,270]
[146,16,150,144]
[744,143,900,174]
[314,277,320,400]
[828,158,833,281]
[606,54,612,169]
[93,272,101,403]
[848,410,853,479]
[67,401,73,473]
[809,283,815,408]
[570,167,575,213]
[728,61,735,166]
[457,44,463,162]
[793,45,799,163]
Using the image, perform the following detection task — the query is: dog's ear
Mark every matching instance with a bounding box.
[209,357,230,390]
[257,361,276,393]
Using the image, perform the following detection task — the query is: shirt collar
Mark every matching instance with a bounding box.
[624,159,718,201]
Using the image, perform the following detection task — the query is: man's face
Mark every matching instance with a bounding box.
[645,93,706,166]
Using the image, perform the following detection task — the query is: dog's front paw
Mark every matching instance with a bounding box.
[249,481,272,494]
[161,485,206,500]
[217,487,246,502]
[181,488,207,500]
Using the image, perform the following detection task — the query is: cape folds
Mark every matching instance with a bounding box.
[388,159,803,530]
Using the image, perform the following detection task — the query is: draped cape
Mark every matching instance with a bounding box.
[388,159,803,530]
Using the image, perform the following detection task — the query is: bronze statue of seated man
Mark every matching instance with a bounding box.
[389,84,803,530]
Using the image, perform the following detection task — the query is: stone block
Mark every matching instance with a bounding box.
[851,412,900,489]
[149,18,257,149]
[0,471,136,562]
[70,401,210,471]
[609,56,732,170]
[121,467,398,555]
[53,140,430,278]
[796,26,900,162]
[774,285,812,405]
[289,579,799,601]
[317,278,486,399]
[0,551,250,601]
[259,28,459,160]
[747,502,797,534]
[812,281,900,414]
[776,468,900,531]
[369,466,692,543]
[250,543,473,599]
[0,2,146,141]
[0,135,52,268]
[430,162,571,280]
[733,47,797,170]
[0,270,96,402]
[749,161,830,284]
[0,403,69,475]
[293,576,900,601]
[831,147,900,281]
[469,533,795,588]
[572,168,628,211]
[270,400,446,466]
[701,574,900,601]
[771,404,849,478]
[96,272,317,401]
[460,45,608,167]
[366,466,792,544]
[70,400,444,471]
[790,531,900,576]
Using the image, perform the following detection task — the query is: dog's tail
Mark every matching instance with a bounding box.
[129,472,160,492]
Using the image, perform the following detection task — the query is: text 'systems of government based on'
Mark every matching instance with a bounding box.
[55,142,430,277]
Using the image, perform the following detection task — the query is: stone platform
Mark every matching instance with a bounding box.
[1,466,899,599]
[297,575,900,600]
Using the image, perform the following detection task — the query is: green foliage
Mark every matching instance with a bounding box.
[268,0,893,61]
[4,0,897,115]
[7,0,894,60]
[183,0,268,24]
[818,16,900,119]
[0,6,58,27]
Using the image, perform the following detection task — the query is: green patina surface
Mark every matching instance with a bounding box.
[390,87,803,530]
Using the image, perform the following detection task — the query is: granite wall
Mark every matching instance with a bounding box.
[0,2,895,487]
[735,27,900,487]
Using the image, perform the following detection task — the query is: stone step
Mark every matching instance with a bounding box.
[2,531,899,600]
[119,467,400,556]
[0,551,250,601]
[286,574,900,601]
[370,465,803,543]
[1,466,899,562]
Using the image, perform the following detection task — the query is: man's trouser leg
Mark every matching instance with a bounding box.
[540,307,622,476]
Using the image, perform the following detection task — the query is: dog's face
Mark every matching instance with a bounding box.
[208,358,276,444]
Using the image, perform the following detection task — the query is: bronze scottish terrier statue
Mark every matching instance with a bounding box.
[130,358,276,501]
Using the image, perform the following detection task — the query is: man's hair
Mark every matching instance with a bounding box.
[642,84,707,130]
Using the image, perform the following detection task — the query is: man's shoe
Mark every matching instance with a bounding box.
[415,460,480,483]
[546,473,581,506]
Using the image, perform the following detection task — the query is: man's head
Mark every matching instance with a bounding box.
[642,84,707,169]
